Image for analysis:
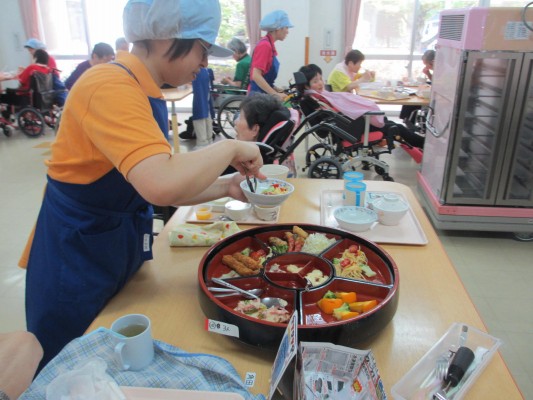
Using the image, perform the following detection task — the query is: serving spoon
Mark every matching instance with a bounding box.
[208,287,263,298]
[211,278,286,308]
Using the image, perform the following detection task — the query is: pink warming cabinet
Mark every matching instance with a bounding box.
[418,7,533,240]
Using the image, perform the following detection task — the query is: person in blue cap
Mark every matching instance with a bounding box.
[24,38,59,75]
[248,10,293,99]
[21,0,266,370]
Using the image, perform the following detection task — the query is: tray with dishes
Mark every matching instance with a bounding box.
[320,190,428,245]
[198,224,399,350]
[185,197,280,225]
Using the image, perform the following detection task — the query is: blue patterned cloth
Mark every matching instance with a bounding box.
[21,328,266,400]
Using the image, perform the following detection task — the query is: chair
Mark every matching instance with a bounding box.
[16,71,62,138]
[299,92,393,180]
[257,108,299,177]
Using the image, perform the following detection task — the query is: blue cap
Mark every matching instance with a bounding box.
[260,10,294,31]
[24,38,46,50]
[123,0,232,57]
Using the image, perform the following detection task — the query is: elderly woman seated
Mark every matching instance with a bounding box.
[299,64,424,149]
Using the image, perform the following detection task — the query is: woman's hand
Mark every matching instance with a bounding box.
[230,141,266,177]
[227,173,248,202]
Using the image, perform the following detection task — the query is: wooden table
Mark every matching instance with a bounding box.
[358,89,430,106]
[88,179,522,399]
[162,86,193,153]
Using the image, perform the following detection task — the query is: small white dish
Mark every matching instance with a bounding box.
[334,206,378,232]
[224,200,251,221]
[210,197,231,212]
[372,194,409,226]
[260,164,290,180]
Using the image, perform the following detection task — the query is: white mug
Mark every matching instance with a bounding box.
[110,314,154,371]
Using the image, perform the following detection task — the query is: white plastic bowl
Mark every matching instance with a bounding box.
[240,178,294,206]
[334,206,378,232]
[372,194,409,226]
[260,164,290,180]
[224,200,251,220]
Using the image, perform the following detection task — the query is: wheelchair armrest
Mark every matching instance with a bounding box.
[363,111,385,116]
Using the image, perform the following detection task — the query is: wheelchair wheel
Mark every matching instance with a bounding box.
[217,95,245,139]
[305,143,335,167]
[17,107,45,137]
[308,156,343,179]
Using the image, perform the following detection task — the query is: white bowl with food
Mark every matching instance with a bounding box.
[334,206,378,232]
[260,164,290,180]
[371,194,409,226]
[240,178,294,207]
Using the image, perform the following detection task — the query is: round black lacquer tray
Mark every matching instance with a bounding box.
[197,223,399,350]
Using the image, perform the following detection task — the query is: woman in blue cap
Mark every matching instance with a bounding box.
[22,0,266,370]
[23,38,59,76]
[248,10,293,100]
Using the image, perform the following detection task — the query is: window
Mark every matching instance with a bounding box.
[354,0,525,82]
[209,0,248,82]
[39,0,247,81]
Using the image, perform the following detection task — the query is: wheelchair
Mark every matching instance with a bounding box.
[1,71,64,138]
[211,84,246,139]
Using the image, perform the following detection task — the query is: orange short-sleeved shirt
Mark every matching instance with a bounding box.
[46,51,171,184]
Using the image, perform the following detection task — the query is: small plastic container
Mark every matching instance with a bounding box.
[194,204,212,220]
[391,323,502,400]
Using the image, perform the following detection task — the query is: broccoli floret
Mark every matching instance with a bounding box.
[332,303,350,320]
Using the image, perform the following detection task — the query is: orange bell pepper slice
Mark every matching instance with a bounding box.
[340,311,360,320]
[349,300,378,313]
[335,291,357,303]
[317,298,344,314]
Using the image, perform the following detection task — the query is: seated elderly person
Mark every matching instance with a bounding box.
[327,49,374,93]
[221,38,251,89]
[65,42,115,90]
[0,49,52,118]
[300,64,424,149]
[222,94,291,175]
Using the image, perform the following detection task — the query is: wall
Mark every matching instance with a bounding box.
[307,0,344,79]
[0,0,31,89]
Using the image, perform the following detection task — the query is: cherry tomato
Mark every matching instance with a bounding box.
[348,245,359,253]
[250,249,266,260]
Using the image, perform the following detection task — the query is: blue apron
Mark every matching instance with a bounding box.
[249,36,280,95]
[25,64,168,369]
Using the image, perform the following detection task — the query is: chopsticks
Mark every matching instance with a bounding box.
[241,163,257,193]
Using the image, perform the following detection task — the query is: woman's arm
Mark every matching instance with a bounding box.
[127,140,264,206]
[0,332,43,400]
[251,68,285,100]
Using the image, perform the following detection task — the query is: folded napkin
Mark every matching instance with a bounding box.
[20,328,265,400]
[168,221,241,246]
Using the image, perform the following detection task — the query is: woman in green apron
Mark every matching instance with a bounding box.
[23,0,265,370]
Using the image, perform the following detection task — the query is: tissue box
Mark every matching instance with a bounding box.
[391,323,501,400]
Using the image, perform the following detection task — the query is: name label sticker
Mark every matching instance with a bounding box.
[143,234,150,252]
[244,372,256,388]
[205,319,239,338]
